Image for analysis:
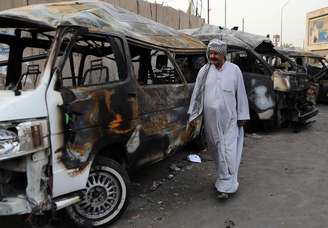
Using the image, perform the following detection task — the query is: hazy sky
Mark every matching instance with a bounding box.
[146,0,328,48]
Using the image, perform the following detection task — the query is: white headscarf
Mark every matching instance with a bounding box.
[207,39,227,57]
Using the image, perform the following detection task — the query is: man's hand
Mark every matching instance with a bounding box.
[237,120,247,127]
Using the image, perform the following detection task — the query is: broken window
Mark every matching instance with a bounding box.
[175,54,206,83]
[0,43,9,90]
[57,33,126,88]
[0,30,52,91]
[129,44,182,85]
[20,47,48,90]
[227,49,269,75]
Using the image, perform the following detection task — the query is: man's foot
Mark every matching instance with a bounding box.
[217,191,229,199]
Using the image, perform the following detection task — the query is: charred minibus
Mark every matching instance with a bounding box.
[0,1,206,226]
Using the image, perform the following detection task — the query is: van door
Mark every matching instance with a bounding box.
[47,29,137,197]
[127,44,190,167]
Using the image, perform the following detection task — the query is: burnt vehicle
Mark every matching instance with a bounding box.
[276,48,328,103]
[183,25,318,130]
[0,1,206,226]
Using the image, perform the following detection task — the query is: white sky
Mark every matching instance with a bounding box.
[146,0,328,48]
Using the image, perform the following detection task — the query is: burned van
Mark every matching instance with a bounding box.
[0,1,206,226]
[183,25,318,129]
[276,48,328,103]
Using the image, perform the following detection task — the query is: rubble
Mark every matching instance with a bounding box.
[167,174,174,180]
[150,181,162,191]
[169,163,181,172]
[187,154,202,163]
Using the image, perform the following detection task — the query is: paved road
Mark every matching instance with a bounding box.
[3,106,328,228]
[112,105,328,228]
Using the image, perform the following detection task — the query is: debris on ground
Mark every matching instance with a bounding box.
[187,154,202,163]
[224,219,236,228]
[150,181,162,191]
[169,163,181,172]
[139,194,155,203]
[249,133,263,139]
[167,174,174,180]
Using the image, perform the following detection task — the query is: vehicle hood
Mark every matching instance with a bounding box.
[0,90,47,121]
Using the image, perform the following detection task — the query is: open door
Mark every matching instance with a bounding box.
[46,27,137,197]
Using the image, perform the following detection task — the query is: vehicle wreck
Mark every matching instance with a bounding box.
[183,25,318,130]
[276,48,328,103]
[0,1,206,226]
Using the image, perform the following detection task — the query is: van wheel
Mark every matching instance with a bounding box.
[66,157,130,227]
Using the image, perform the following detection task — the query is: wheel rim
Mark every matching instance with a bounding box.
[75,170,121,220]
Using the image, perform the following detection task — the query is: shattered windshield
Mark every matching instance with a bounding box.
[0,29,53,91]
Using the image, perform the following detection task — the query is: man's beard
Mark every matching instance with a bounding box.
[210,58,224,67]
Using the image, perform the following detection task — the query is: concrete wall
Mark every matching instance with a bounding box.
[0,0,205,29]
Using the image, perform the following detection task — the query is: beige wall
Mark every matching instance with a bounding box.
[305,7,328,57]
[0,0,205,29]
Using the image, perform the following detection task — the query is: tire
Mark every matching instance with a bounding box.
[65,157,130,227]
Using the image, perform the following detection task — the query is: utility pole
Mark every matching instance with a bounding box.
[224,0,227,27]
[280,0,290,47]
[207,0,210,24]
[242,17,244,32]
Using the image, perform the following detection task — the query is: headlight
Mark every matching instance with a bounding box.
[0,120,48,158]
[0,129,19,156]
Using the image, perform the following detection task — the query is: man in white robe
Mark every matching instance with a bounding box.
[188,39,250,199]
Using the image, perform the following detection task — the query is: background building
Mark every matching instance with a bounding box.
[305,7,328,57]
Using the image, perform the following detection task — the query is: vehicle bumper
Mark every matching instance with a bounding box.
[0,196,31,215]
[298,106,319,123]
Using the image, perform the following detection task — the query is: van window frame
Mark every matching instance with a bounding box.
[127,41,188,86]
[54,29,132,90]
[227,45,272,76]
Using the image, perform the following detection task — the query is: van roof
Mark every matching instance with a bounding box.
[182,24,274,52]
[0,1,206,51]
[275,47,325,59]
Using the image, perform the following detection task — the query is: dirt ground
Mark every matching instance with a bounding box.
[2,106,328,228]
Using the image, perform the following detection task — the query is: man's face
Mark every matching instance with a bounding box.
[209,50,225,66]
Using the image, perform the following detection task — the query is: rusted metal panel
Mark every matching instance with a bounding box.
[0,1,206,51]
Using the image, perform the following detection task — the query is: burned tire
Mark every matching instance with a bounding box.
[66,157,130,227]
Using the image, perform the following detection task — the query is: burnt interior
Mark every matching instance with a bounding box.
[0,29,53,91]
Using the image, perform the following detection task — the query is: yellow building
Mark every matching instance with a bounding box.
[306,7,328,57]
